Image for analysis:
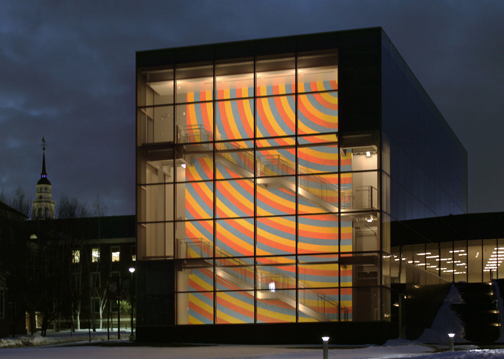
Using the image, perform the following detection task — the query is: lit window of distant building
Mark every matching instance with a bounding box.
[111,246,120,262]
[131,245,136,261]
[72,249,80,263]
[92,248,100,263]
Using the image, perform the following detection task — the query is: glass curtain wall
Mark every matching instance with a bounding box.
[137,51,384,325]
[391,239,504,283]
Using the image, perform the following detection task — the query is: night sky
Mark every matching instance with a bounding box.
[1,1,503,216]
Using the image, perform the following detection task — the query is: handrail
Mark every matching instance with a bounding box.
[178,125,378,210]
[178,236,348,321]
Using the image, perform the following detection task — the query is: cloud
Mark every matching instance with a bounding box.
[0,0,502,214]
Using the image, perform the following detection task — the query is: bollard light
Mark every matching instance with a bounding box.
[448,333,455,351]
[322,336,329,359]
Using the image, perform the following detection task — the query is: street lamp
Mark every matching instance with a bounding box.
[448,333,455,351]
[322,336,329,359]
[129,267,135,341]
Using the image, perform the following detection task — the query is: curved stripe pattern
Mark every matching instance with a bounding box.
[181,78,352,324]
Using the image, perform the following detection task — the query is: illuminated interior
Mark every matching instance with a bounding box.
[137,52,383,324]
[392,240,504,283]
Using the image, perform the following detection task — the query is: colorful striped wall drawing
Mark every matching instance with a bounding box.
[179,80,351,324]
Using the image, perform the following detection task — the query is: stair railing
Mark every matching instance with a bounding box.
[177,236,347,321]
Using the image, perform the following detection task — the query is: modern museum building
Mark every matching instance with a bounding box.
[135,27,468,344]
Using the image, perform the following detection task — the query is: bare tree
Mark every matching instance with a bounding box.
[92,193,107,217]
[57,195,89,219]
[0,186,32,217]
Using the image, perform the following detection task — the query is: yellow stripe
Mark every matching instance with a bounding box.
[190,272,214,291]
[186,189,212,219]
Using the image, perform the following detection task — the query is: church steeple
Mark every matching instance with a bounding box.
[37,137,51,186]
[41,137,47,178]
[33,137,55,220]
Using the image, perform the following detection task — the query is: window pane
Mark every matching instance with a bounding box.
[453,240,467,282]
[257,178,296,216]
[179,152,214,182]
[257,217,295,256]
[177,220,214,259]
[346,148,378,171]
[298,173,339,214]
[298,288,340,322]
[215,61,253,100]
[257,290,296,323]
[298,65,338,93]
[298,92,338,135]
[137,106,174,145]
[177,292,214,325]
[216,218,254,258]
[216,99,254,140]
[216,291,254,324]
[215,140,254,179]
[216,179,254,218]
[256,57,295,96]
[352,212,379,252]
[340,253,380,286]
[298,254,339,288]
[111,247,120,262]
[176,104,213,144]
[257,148,295,177]
[483,239,498,281]
[298,214,339,254]
[256,96,295,138]
[216,257,254,290]
[137,184,174,222]
[177,181,214,220]
[92,248,100,263]
[176,65,213,103]
[346,171,379,211]
[142,159,175,185]
[298,138,339,174]
[72,250,80,263]
[142,222,174,259]
[142,69,174,106]
[256,256,296,290]
[178,259,214,292]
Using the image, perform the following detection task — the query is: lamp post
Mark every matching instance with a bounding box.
[448,333,455,351]
[129,267,135,341]
[322,336,329,359]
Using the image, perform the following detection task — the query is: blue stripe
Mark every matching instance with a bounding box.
[185,183,213,219]
[216,180,253,218]
[256,96,295,137]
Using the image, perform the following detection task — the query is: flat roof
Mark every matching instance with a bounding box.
[136,27,383,68]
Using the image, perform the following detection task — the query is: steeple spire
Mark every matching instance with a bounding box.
[33,137,55,220]
[41,137,47,179]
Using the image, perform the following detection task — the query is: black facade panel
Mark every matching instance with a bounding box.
[136,260,175,327]
[137,28,383,68]
[137,321,397,345]
[381,31,467,222]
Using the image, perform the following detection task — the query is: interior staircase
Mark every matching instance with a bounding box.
[452,282,501,343]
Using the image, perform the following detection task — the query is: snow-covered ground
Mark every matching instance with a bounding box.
[0,329,130,348]
[2,284,504,358]
[0,341,502,359]
[0,329,501,359]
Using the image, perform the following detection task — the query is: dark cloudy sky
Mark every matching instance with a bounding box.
[1,1,503,216]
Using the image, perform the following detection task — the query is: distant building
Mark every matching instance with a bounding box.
[0,201,29,338]
[134,28,467,344]
[32,138,55,220]
[25,215,136,332]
